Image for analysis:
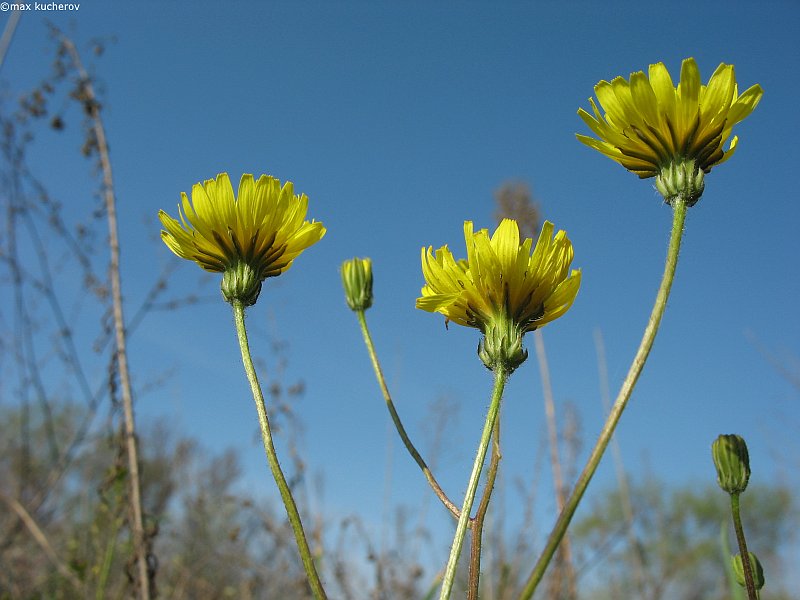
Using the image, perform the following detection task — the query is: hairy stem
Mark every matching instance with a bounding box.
[467,413,502,600]
[356,310,461,518]
[440,366,508,600]
[231,300,327,600]
[519,198,688,599]
[731,494,758,600]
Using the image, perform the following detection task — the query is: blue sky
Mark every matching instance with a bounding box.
[2,0,799,583]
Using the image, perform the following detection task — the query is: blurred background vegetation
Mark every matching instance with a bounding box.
[1,26,797,600]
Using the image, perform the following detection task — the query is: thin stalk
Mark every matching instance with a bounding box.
[731,494,758,600]
[231,300,327,600]
[467,413,502,600]
[60,36,151,599]
[533,329,576,599]
[440,367,509,600]
[519,198,688,599]
[95,510,124,600]
[0,8,22,71]
[0,492,84,592]
[593,328,648,595]
[355,310,460,518]
[720,523,745,600]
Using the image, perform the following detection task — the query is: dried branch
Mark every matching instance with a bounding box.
[59,33,153,599]
[0,491,84,592]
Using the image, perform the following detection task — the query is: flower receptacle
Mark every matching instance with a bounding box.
[655,160,706,207]
[222,261,262,306]
[478,314,528,373]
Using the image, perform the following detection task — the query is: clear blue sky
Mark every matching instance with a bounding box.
[3,0,798,581]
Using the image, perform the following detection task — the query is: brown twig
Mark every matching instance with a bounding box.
[0,491,84,592]
[60,35,153,599]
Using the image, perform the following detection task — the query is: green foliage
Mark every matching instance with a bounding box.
[0,402,313,598]
[571,477,797,600]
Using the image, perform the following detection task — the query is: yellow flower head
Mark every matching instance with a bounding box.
[417,219,581,372]
[159,173,326,306]
[577,58,763,205]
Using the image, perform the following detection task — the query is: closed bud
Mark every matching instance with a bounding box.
[732,552,765,590]
[341,257,374,311]
[712,434,751,495]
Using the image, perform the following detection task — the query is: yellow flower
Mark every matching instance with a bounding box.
[417,219,581,372]
[159,173,326,306]
[577,58,762,205]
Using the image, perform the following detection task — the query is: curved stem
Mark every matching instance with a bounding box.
[440,366,509,600]
[232,300,327,600]
[519,198,688,599]
[356,310,461,518]
[731,494,758,600]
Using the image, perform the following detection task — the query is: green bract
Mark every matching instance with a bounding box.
[712,434,751,495]
[732,552,765,590]
[341,257,374,312]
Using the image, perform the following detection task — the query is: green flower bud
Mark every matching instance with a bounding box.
[221,261,262,307]
[478,313,528,374]
[655,159,705,207]
[341,257,374,312]
[732,552,765,590]
[712,434,751,495]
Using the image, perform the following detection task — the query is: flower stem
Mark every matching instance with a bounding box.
[355,309,461,518]
[231,300,327,600]
[518,198,688,599]
[440,366,509,600]
[731,493,758,600]
[467,413,502,600]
